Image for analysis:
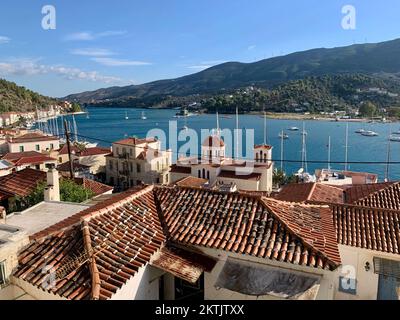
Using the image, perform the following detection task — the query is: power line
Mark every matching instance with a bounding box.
[54,132,400,166]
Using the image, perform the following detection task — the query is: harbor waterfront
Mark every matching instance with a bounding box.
[52,107,400,181]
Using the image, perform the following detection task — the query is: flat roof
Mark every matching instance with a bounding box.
[5,201,90,236]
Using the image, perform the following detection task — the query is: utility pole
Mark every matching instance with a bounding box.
[64,119,74,179]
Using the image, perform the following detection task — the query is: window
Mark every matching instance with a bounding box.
[0,260,6,286]
[19,146,24,152]
[50,143,54,150]
[35,144,40,151]
[59,157,62,163]
[130,162,133,173]
[137,164,141,173]
[109,160,113,171]
[207,171,210,180]
[198,170,201,178]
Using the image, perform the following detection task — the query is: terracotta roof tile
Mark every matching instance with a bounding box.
[73,178,114,196]
[9,132,59,143]
[273,183,344,204]
[332,204,400,254]
[14,185,342,300]
[0,168,46,197]
[174,176,208,188]
[170,165,191,174]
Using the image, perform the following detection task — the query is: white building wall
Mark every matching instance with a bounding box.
[8,140,60,153]
[334,245,400,300]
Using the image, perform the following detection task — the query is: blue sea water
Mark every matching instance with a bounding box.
[57,107,400,181]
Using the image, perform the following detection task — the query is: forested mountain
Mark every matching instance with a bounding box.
[0,79,58,113]
[64,38,400,112]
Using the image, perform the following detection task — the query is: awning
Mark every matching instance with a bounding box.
[150,246,217,284]
[373,257,400,279]
[214,258,321,300]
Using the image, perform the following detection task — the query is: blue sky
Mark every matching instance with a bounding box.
[0,0,399,97]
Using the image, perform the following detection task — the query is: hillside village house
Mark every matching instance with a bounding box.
[0,180,399,301]
[106,137,172,190]
[0,112,20,127]
[2,151,58,172]
[170,134,274,193]
[7,132,60,153]
[57,144,111,175]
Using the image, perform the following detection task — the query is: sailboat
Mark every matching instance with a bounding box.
[278,132,289,139]
[296,122,316,182]
[125,112,129,120]
[141,111,147,120]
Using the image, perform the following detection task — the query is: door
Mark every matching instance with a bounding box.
[377,274,399,300]
[175,274,204,301]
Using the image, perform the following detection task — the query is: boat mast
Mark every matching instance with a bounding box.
[344,122,349,171]
[236,107,239,159]
[216,110,220,136]
[328,136,331,171]
[385,125,392,181]
[72,115,78,142]
[263,109,267,145]
[301,122,308,172]
[280,130,284,170]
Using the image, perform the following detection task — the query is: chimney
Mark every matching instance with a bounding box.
[44,166,60,202]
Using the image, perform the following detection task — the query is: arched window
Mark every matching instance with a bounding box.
[256,153,259,161]
[198,170,201,178]
[260,150,263,160]
[202,168,206,179]
[207,171,210,180]
[264,153,267,162]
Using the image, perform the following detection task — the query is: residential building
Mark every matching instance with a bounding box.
[170,135,274,192]
[0,180,399,300]
[7,132,60,153]
[106,137,172,190]
[57,160,92,179]
[0,112,20,127]
[2,151,58,172]
[315,169,378,185]
[57,144,111,175]
[0,160,14,177]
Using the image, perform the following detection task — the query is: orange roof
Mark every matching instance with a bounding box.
[14,186,342,300]
[343,182,399,208]
[332,203,400,254]
[0,168,46,198]
[114,137,157,146]
[174,176,208,187]
[273,183,344,204]
[218,170,262,181]
[202,135,225,147]
[8,132,59,144]
[73,177,114,196]
[2,151,56,166]
[254,144,273,150]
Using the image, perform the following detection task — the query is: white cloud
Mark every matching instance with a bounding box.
[64,30,127,41]
[0,36,10,44]
[248,45,256,50]
[91,57,152,67]
[70,48,116,57]
[0,58,125,84]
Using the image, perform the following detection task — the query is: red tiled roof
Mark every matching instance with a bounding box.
[202,135,225,147]
[218,170,262,181]
[332,203,400,254]
[3,151,56,166]
[254,144,273,150]
[174,176,208,187]
[59,144,111,157]
[170,165,191,174]
[344,182,400,209]
[57,161,90,172]
[114,137,157,146]
[8,132,59,143]
[273,183,344,204]
[14,186,342,300]
[0,168,46,197]
[73,178,114,196]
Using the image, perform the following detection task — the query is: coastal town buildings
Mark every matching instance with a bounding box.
[1,180,399,300]
[170,135,274,193]
[315,169,378,185]
[7,132,60,153]
[105,137,172,190]
[1,151,58,172]
[57,144,111,175]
